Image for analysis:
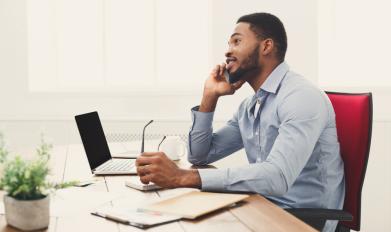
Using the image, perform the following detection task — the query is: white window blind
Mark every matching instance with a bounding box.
[27,0,210,93]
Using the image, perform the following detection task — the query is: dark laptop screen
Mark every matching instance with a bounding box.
[75,111,111,170]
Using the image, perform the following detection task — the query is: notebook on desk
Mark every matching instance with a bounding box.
[139,191,249,219]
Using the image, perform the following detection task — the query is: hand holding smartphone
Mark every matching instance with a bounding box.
[199,62,245,112]
[205,62,245,97]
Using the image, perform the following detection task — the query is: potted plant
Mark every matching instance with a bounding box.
[0,133,77,231]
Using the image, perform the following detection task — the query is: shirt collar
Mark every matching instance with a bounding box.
[247,62,289,115]
[259,61,289,95]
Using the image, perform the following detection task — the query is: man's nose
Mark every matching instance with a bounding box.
[225,48,232,58]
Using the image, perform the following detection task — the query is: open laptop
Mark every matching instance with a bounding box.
[75,111,137,175]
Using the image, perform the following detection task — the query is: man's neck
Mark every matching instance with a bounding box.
[247,60,281,92]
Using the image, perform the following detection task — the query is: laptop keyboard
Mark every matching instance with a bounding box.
[97,159,135,172]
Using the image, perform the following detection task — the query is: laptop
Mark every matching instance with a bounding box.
[75,111,137,175]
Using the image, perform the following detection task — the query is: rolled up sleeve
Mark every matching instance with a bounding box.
[198,169,227,191]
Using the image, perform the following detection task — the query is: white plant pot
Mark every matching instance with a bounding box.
[4,195,50,231]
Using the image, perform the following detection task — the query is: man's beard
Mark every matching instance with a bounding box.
[228,44,260,83]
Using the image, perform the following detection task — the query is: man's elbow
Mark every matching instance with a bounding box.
[187,143,210,165]
[270,181,288,197]
[267,168,289,197]
[187,155,209,166]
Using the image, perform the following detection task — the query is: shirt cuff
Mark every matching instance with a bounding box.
[198,168,227,191]
[191,106,214,131]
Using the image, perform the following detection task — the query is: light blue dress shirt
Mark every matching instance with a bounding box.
[188,62,345,232]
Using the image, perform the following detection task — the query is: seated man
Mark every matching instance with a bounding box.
[136,12,345,232]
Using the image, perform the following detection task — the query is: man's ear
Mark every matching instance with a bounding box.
[261,38,274,56]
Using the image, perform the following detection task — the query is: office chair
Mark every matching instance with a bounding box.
[286,92,373,231]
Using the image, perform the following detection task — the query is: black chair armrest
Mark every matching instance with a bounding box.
[285,208,353,231]
[286,208,353,221]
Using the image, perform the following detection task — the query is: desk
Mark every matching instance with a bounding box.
[0,142,317,232]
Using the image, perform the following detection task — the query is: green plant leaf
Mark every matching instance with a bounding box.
[0,133,79,200]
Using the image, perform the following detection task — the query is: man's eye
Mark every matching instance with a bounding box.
[234,39,241,44]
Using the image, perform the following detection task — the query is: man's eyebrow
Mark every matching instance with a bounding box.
[230,32,242,38]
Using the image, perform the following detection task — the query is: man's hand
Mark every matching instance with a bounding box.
[136,152,201,189]
[204,63,245,97]
[200,63,245,112]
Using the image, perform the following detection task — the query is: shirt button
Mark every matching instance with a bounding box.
[255,132,259,135]
[256,158,261,162]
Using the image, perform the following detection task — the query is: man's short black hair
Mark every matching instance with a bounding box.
[237,13,287,62]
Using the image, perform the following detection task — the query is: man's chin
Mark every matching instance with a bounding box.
[230,66,261,83]
[228,68,246,83]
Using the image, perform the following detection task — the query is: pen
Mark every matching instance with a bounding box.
[91,212,129,224]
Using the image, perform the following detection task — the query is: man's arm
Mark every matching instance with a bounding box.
[188,64,245,165]
[199,92,219,113]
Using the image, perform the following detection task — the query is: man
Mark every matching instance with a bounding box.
[136,12,345,232]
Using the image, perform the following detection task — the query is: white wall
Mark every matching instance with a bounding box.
[0,0,317,122]
[318,0,391,122]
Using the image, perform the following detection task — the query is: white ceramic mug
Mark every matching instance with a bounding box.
[158,136,187,160]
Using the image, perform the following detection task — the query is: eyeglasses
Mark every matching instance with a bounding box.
[141,120,153,153]
[157,135,166,151]
[141,120,167,153]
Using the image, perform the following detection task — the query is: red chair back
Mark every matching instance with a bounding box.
[326,92,372,231]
